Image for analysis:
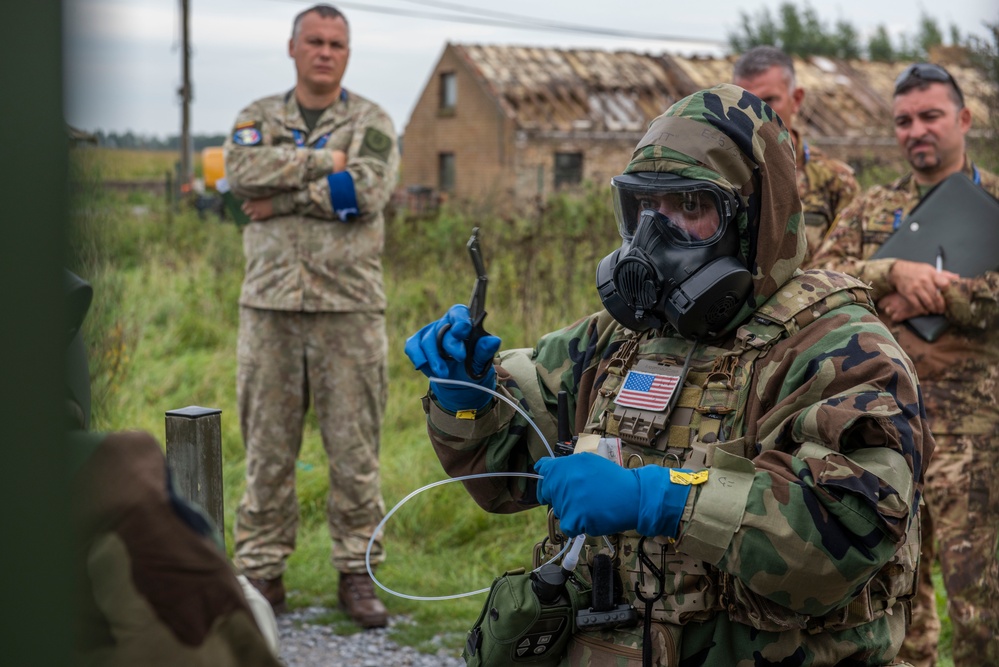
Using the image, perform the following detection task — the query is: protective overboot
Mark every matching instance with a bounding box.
[246,575,288,615]
[338,572,388,628]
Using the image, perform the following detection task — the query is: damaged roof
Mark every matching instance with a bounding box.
[450,43,996,141]
[454,44,682,134]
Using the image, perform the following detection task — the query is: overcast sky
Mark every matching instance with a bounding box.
[62,0,996,138]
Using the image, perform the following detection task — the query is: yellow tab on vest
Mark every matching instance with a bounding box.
[455,409,477,420]
[670,469,709,486]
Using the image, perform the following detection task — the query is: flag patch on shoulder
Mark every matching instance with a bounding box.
[233,122,262,146]
[614,370,679,412]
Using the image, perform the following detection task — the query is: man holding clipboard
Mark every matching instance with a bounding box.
[812,63,999,667]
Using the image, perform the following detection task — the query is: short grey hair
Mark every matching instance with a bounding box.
[733,45,796,91]
[291,4,350,43]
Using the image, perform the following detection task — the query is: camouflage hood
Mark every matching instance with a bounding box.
[625,83,805,329]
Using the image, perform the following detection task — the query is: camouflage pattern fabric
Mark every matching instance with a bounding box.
[794,136,859,267]
[812,165,999,667]
[419,84,932,665]
[225,85,395,581]
[234,307,387,577]
[224,88,400,313]
[71,430,281,667]
[564,622,680,665]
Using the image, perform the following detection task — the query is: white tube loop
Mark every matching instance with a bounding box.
[364,377,569,600]
[365,472,574,601]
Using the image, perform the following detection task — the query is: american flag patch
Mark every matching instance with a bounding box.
[614,370,680,412]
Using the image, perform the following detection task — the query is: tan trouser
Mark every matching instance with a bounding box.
[233,307,387,578]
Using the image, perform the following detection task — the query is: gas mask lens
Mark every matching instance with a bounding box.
[611,175,736,248]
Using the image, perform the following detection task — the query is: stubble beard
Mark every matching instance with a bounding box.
[906,140,940,173]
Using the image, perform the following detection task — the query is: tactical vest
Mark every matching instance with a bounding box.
[534,271,919,635]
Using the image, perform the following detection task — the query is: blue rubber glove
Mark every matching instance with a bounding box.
[404,304,502,412]
[534,453,693,538]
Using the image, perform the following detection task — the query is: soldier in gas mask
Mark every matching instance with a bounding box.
[406,84,931,666]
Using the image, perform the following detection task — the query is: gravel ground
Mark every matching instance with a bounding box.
[277,607,466,667]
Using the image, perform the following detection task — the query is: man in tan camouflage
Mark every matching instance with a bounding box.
[734,45,859,266]
[223,3,398,628]
[813,62,999,667]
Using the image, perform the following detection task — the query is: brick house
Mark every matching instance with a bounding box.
[400,43,995,209]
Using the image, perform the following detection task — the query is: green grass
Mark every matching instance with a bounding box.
[69,150,958,658]
[72,146,182,181]
[934,568,954,667]
[68,155,615,655]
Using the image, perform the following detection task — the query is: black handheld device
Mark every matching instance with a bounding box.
[437,227,493,380]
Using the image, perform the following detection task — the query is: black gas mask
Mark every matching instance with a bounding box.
[596,173,752,339]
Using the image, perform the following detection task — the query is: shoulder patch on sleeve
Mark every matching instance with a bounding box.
[359,127,392,161]
[233,122,262,146]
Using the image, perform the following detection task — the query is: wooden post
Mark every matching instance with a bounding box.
[165,406,224,545]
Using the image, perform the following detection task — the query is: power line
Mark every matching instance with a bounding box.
[394,0,725,43]
[271,0,724,45]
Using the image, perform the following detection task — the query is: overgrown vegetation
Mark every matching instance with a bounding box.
[68,151,619,654]
[70,150,968,663]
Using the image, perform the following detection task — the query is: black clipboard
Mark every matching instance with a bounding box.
[870,172,999,342]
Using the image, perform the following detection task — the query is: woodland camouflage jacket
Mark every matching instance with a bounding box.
[421,85,933,665]
[224,89,399,313]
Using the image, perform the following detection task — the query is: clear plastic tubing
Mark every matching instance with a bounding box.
[562,534,586,572]
[365,377,568,601]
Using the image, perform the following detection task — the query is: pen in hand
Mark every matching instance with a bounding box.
[935,246,944,272]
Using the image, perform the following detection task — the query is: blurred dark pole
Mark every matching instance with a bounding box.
[179,0,193,186]
[0,3,72,666]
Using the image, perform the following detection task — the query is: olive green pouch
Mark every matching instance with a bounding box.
[463,568,589,666]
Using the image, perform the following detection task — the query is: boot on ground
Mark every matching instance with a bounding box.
[338,572,387,628]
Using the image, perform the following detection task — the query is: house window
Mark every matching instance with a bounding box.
[439,72,457,111]
[439,152,456,192]
[554,152,583,188]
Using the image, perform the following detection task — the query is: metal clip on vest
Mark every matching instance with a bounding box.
[575,551,639,631]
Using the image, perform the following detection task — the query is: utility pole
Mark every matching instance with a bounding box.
[179,0,193,187]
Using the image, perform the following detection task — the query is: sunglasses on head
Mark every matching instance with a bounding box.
[894,63,964,105]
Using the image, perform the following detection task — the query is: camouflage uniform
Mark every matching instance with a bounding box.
[72,430,281,667]
[421,85,931,665]
[812,165,999,667]
[224,89,399,578]
[793,133,859,267]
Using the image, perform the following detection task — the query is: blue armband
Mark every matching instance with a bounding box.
[327,171,359,222]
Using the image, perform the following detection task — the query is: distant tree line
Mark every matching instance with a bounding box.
[92,130,227,151]
[967,21,999,84]
[729,2,993,62]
